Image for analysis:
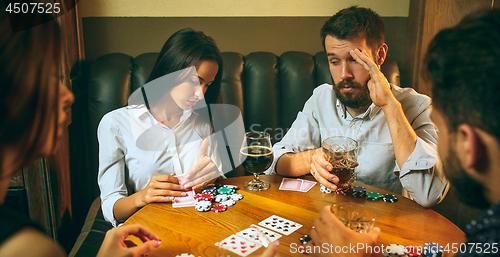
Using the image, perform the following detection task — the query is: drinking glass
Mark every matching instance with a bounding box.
[331,203,375,233]
[321,136,358,189]
[240,132,274,191]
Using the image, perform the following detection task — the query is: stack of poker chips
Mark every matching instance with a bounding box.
[423,243,444,257]
[194,184,243,213]
[319,184,399,203]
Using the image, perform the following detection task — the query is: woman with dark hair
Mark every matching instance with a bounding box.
[0,10,160,257]
[98,28,226,226]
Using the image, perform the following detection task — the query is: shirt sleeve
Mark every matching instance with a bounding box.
[395,105,449,207]
[97,113,128,227]
[266,95,322,175]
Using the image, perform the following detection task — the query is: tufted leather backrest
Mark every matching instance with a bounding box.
[68,51,400,226]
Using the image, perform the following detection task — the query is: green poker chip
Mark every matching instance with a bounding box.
[217,187,235,195]
[366,191,382,201]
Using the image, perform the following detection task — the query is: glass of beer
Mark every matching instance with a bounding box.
[321,136,358,189]
[240,131,274,191]
[331,203,375,233]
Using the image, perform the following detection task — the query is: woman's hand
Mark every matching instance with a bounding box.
[96,224,161,257]
[138,174,188,206]
[182,139,222,190]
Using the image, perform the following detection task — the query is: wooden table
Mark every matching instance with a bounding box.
[125,175,465,256]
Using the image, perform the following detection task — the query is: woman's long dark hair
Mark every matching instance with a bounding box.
[145,28,223,139]
[146,28,223,106]
[0,11,61,177]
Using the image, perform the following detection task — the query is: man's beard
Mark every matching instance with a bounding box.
[333,80,371,109]
[442,147,490,209]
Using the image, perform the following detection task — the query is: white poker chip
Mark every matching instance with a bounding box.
[229,193,243,201]
[176,254,195,257]
[215,194,230,203]
[320,184,332,193]
[223,185,239,190]
[196,200,212,207]
[220,199,236,207]
[383,244,407,257]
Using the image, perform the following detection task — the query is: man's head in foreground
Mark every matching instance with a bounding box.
[321,6,387,109]
[426,9,500,209]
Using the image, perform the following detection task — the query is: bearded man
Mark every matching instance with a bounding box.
[267,6,448,207]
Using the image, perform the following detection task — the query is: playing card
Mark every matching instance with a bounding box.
[279,178,303,191]
[173,190,196,208]
[236,225,282,245]
[258,215,303,235]
[300,180,317,193]
[216,234,261,256]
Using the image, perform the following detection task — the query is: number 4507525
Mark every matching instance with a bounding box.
[5,2,61,14]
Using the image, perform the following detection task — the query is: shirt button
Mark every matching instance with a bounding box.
[351,125,356,129]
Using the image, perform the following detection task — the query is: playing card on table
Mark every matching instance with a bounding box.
[279,178,303,191]
[236,225,282,245]
[300,180,317,193]
[172,190,196,208]
[258,215,303,235]
[216,234,261,256]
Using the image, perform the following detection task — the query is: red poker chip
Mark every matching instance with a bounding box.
[194,193,214,201]
[211,204,227,213]
[335,186,351,195]
[405,246,422,257]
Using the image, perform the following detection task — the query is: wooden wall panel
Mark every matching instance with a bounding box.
[405,0,493,96]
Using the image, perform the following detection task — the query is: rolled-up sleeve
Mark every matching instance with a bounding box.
[97,114,128,227]
[396,106,449,207]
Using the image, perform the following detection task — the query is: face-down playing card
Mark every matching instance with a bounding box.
[258,215,303,235]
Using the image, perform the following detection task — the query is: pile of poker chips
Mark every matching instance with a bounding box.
[194,184,243,213]
[319,184,399,203]
[423,243,444,257]
[383,244,407,257]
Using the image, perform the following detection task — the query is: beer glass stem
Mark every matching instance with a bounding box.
[253,172,260,182]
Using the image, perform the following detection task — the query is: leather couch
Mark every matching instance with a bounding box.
[67,51,400,256]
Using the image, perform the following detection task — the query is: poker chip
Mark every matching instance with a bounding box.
[215,194,230,203]
[220,199,236,207]
[382,194,398,203]
[217,187,235,195]
[366,192,382,201]
[195,201,212,212]
[299,235,311,245]
[320,184,332,193]
[383,244,407,257]
[201,184,217,191]
[351,186,366,198]
[194,193,214,201]
[405,246,422,257]
[298,245,307,254]
[223,185,239,190]
[229,193,243,201]
[423,243,443,257]
[202,188,217,195]
[176,254,195,257]
[335,186,351,195]
[211,204,227,213]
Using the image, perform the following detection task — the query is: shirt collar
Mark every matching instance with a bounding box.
[132,104,194,124]
[335,99,382,121]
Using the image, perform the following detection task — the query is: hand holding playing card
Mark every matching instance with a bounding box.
[182,139,221,190]
[307,205,380,257]
[137,174,188,206]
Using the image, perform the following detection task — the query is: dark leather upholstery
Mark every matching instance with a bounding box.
[68,51,400,255]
